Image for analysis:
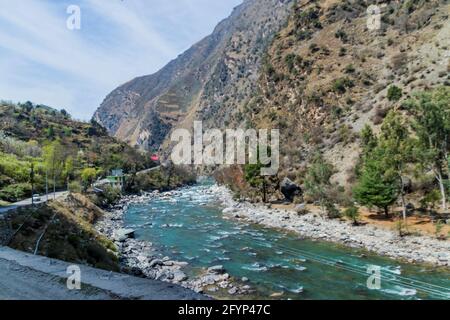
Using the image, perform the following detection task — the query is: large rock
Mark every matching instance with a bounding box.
[114,229,135,242]
[172,270,188,283]
[207,265,225,274]
[280,178,302,202]
[149,259,164,268]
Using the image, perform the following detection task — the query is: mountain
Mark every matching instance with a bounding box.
[241,0,449,186]
[94,0,295,150]
[95,0,450,199]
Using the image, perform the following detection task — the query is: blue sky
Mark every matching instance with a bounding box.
[0,0,242,120]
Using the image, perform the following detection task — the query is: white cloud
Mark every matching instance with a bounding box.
[0,0,242,120]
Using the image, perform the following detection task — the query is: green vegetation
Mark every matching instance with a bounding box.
[1,193,119,271]
[387,85,403,102]
[355,111,414,219]
[0,101,155,203]
[293,7,321,40]
[354,145,399,217]
[244,155,268,203]
[405,87,450,211]
[335,29,348,43]
[304,153,337,217]
[344,205,360,226]
[354,87,450,219]
[332,78,354,94]
[125,165,195,195]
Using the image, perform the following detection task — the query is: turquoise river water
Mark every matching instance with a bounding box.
[123,181,450,300]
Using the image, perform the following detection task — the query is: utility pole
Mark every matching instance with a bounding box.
[53,169,56,200]
[52,156,56,200]
[30,162,35,205]
[45,169,48,201]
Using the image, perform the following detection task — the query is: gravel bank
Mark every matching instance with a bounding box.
[213,185,450,268]
[95,190,253,298]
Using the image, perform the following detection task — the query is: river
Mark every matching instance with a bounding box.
[123,181,450,300]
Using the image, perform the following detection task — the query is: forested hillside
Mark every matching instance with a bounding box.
[0,101,155,203]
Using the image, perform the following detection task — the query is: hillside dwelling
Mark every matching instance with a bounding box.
[94,169,125,191]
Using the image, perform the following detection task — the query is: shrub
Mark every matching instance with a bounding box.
[335,30,348,42]
[68,181,83,193]
[333,78,354,94]
[420,189,441,210]
[325,200,341,219]
[387,85,403,101]
[345,64,355,74]
[0,183,31,202]
[102,185,122,206]
[344,205,360,225]
[434,221,444,240]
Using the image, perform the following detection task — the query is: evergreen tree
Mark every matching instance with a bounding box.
[353,147,399,217]
[360,124,377,157]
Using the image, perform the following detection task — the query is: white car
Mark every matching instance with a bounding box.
[32,194,41,202]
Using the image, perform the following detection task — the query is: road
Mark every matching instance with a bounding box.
[136,165,161,176]
[0,191,68,215]
[1,166,162,214]
[0,247,206,300]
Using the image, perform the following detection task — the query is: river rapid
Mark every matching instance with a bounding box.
[121,181,450,300]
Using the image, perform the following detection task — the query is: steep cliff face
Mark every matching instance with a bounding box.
[240,0,449,186]
[95,0,449,198]
[94,0,295,150]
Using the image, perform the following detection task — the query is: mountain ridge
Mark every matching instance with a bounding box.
[94,0,295,150]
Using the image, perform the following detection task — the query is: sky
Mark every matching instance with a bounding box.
[0,0,242,120]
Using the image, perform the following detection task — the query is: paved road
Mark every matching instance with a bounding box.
[136,165,161,176]
[0,191,68,215]
[0,247,206,300]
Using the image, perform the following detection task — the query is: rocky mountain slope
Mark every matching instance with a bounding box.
[245,0,449,187]
[95,0,449,198]
[94,0,295,150]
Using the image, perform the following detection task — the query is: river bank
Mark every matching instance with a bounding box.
[214,185,450,268]
[95,182,450,299]
[95,191,253,298]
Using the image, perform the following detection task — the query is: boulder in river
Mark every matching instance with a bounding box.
[280,178,302,202]
[149,259,164,268]
[172,270,188,283]
[207,265,225,274]
[114,229,135,242]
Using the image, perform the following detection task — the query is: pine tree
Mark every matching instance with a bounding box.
[353,147,399,217]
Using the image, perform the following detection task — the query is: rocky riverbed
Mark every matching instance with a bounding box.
[213,185,450,268]
[95,190,253,298]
